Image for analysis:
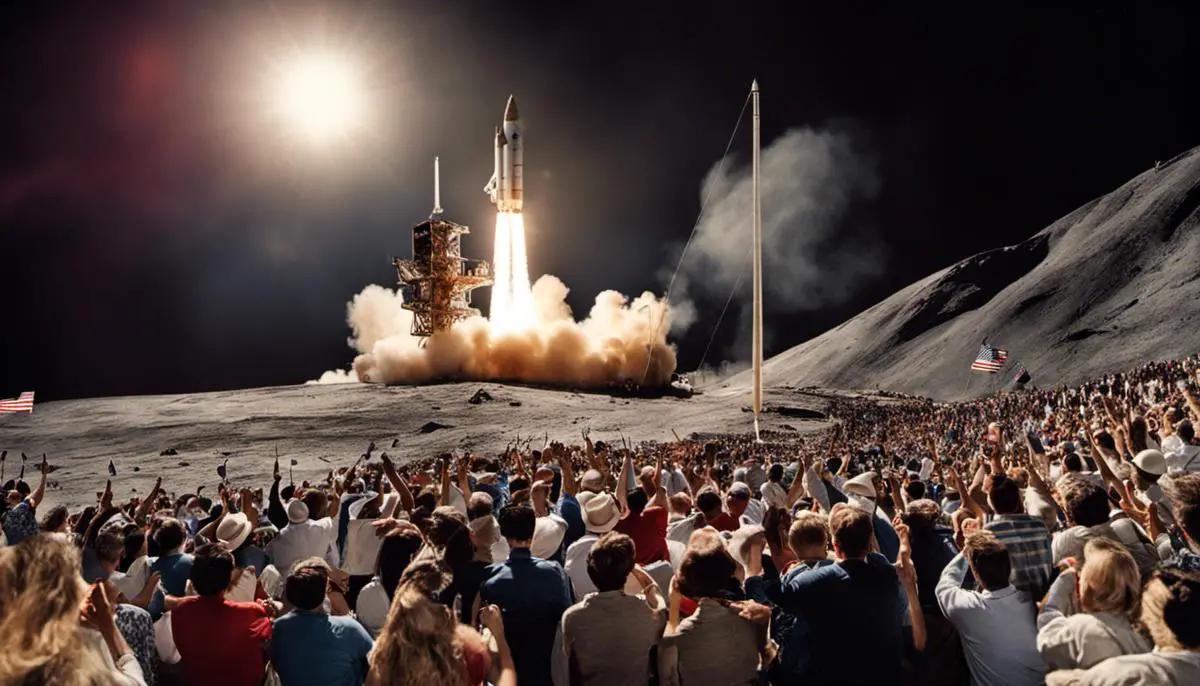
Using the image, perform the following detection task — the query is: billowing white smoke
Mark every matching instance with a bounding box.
[311,277,677,388]
[668,126,883,355]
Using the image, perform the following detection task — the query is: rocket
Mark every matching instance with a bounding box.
[484,95,522,213]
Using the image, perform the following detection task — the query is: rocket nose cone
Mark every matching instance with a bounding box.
[504,95,519,122]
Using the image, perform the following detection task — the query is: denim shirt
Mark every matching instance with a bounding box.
[479,548,573,686]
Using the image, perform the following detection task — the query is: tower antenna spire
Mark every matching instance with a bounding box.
[432,156,444,216]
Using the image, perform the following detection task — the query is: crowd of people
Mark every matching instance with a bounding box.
[3,355,1200,685]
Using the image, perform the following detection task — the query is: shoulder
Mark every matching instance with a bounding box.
[228,599,269,617]
[1077,653,1174,686]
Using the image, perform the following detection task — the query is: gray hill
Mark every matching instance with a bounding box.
[724,145,1200,400]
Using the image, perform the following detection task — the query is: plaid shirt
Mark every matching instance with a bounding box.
[985,514,1053,601]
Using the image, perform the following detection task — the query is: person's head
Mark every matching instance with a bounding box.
[427,507,474,566]
[467,492,493,521]
[368,585,465,686]
[586,532,636,592]
[0,537,120,684]
[398,559,451,599]
[677,529,737,599]
[39,505,69,533]
[1078,538,1142,617]
[301,489,328,519]
[984,473,1022,515]
[1131,449,1167,490]
[626,488,649,516]
[285,558,329,611]
[902,499,944,532]
[1177,420,1195,444]
[122,526,147,563]
[787,511,830,561]
[768,463,784,483]
[497,504,535,547]
[1058,474,1111,527]
[153,517,187,553]
[378,526,424,600]
[190,543,235,596]
[1140,568,1200,651]
[93,531,124,573]
[725,482,752,518]
[1063,452,1084,473]
[829,505,873,560]
[695,488,723,518]
[668,492,693,518]
[962,531,1011,592]
[904,480,926,502]
[1164,474,1200,550]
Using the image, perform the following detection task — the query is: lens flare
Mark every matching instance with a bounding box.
[490,211,536,332]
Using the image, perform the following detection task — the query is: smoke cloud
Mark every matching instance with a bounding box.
[310,278,677,388]
[668,126,883,346]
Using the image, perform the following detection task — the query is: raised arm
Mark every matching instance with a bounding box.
[30,454,48,509]
[380,454,415,513]
[133,477,163,524]
[651,452,667,510]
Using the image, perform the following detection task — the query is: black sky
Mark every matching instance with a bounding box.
[1,2,1196,401]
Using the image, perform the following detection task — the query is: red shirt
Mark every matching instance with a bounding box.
[706,512,739,532]
[614,505,669,564]
[171,595,272,686]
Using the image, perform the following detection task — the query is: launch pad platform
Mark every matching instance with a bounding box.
[394,215,492,339]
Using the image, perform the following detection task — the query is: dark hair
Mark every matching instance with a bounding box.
[1149,568,1200,649]
[1063,453,1084,472]
[626,489,649,515]
[768,464,784,482]
[1164,474,1200,542]
[39,505,69,532]
[190,543,235,596]
[94,531,124,565]
[695,488,723,516]
[903,499,943,532]
[398,559,450,598]
[154,518,187,553]
[830,506,873,559]
[280,484,296,501]
[587,532,636,592]
[904,480,926,502]
[1178,421,1195,443]
[508,476,530,494]
[677,532,737,599]
[1059,475,1111,527]
[498,504,536,542]
[428,507,474,567]
[122,527,146,565]
[467,492,494,521]
[285,562,328,611]
[378,528,424,599]
[985,473,1021,514]
[413,490,438,514]
[301,490,327,519]
[964,532,1012,591]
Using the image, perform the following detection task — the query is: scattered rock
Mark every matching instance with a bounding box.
[773,406,827,420]
[391,439,399,448]
[159,448,178,456]
[431,405,441,411]
[509,401,522,407]
[318,456,331,463]
[220,451,232,457]
[468,389,494,405]
[780,424,797,432]
[419,421,453,434]
[133,466,141,472]
[178,461,190,467]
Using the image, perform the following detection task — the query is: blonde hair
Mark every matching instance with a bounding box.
[787,511,830,555]
[1079,538,1142,617]
[367,584,465,686]
[1141,570,1200,651]
[0,536,123,685]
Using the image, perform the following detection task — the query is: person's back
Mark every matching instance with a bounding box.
[665,598,760,686]
[272,611,372,686]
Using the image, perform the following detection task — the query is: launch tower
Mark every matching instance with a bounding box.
[394,158,493,339]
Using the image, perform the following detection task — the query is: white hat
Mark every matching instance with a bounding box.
[286,499,309,525]
[532,516,567,559]
[216,512,253,552]
[843,472,877,499]
[726,524,765,569]
[727,482,753,499]
[1133,449,1167,476]
[580,469,606,492]
[582,492,622,534]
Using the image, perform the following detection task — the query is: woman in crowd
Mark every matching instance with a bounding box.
[0,536,146,685]
[1037,538,1150,673]
[355,524,424,636]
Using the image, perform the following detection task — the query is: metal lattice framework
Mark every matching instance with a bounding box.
[394,216,492,339]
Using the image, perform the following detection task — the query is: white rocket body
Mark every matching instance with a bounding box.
[485,95,522,213]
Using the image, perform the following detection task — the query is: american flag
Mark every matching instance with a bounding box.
[971,345,1008,373]
[0,391,34,414]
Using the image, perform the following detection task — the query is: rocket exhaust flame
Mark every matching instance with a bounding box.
[490,212,536,332]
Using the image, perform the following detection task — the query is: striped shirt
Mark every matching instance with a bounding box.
[985,514,1053,601]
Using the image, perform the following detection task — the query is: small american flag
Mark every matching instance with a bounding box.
[971,345,1008,373]
[0,391,34,414]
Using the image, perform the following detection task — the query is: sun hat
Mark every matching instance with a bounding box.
[582,492,621,534]
[286,499,309,525]
[216,512,253,552]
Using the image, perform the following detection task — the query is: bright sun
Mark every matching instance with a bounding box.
[276,52,363,142]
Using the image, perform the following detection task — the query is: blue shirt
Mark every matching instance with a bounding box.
[746,559,834,682]
[558,493,585,552]
[271,611,373,686]
[1,501,37,546]
[147,552,193,620]
[746,553,909,686]
[480,547,573,686]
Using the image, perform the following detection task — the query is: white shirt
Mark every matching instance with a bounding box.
[919,457,936,482]
[1163,435,1200,475]
[342,519,384,576]
[659,469,691,496]
[110,556,150,602]
[355,579,390,637]
[565,534,601,599]
[265,518,337,576]
[80,626,147,686]
[760,481,788,510]
[738,498,766,526]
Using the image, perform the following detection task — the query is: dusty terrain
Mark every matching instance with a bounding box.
[0,381,831,509]
[723,145,1200,400]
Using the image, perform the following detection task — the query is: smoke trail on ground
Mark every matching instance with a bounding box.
[667,126,883,357]
[310,277,677,388]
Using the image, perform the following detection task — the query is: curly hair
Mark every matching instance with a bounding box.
[366,585,465,686]
[0,536,122,685]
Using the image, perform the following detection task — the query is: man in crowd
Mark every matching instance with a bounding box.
[271,558,374,686]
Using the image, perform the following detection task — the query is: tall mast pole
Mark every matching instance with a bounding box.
[433,156,444,216]
[751,79,763,441]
